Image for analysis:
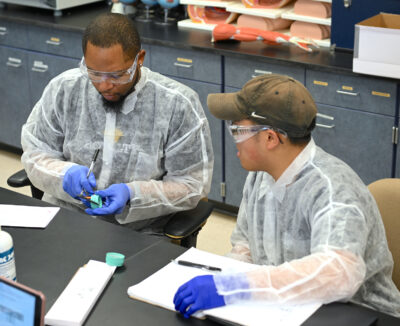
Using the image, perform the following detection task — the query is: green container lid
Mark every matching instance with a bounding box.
[106,252,125,267]
[90,194,103,209]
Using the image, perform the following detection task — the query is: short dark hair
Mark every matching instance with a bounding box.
[249,116,315,146]
[82,13,141,60]
[287,118,315,145]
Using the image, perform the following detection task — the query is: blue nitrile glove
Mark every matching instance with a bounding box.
[85,183,130,215]
[63,165,96,199]
[173,275,225,318]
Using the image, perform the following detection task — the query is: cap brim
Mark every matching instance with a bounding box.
[207,92,247,121]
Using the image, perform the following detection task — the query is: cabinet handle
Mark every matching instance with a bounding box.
[344,0,352,8]
[6,57,22,68]
[31,61,49,73]
[251,69,272,78]
[46,39,63,46]
[173,62,192,68]
[0,27,7,36]
[392,127,398,145]
[336,89,359,96]
[316,113,334,120]
[316,123,335,129]
[32,66,48,73]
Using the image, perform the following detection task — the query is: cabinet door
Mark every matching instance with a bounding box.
[225,56,305,89]
[29,52,79,107]
[306,69,397,116]
[314,104,394,185]
[27,26,82,59]
[0,46,31,148]
[0,20,29,49]
[150,45,221,84]
[224,87,249,207]
[167,76,223,203]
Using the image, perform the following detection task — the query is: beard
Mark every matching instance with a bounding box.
[99,69,140,113]
[101,95,124,113]
[100,84,135,113]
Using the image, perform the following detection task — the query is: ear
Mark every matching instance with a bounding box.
[265,130,281,150]
[138,49,146,67]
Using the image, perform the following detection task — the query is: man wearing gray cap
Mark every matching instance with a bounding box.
[174,74,400,318]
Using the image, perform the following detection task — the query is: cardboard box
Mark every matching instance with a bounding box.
[353,13,400,79]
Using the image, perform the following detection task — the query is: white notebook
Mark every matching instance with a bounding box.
[128,247,321,326]
[45,260,116,326]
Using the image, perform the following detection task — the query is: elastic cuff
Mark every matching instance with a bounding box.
[213,272,251,304]
[61,163,77,175]
[124,183,134,200]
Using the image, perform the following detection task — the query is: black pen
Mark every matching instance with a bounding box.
[79,148,100,198]
[173,259,222,272]
[86,148,100,179]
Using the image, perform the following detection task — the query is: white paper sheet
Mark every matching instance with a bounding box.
[128,248,321,326]
[0,204,59,228]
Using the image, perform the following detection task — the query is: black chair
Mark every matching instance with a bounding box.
[7,169,213,248]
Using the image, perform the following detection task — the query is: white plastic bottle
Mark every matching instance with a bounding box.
[0,226,16,281]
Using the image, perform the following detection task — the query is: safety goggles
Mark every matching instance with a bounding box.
[227,121,287,143]
[79,53,139,85]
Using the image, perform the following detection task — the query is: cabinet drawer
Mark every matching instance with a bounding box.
[0,46,31,148]
[306,70,397,116]
[150,45,221,84]
[314,104,394,184]
[29,52,79,106]
[27,26,82,59]
[225,56,305,89]
[0,20,29,49]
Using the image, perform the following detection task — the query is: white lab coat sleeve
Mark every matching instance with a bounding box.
[226,175,253,263]
[214,249,366,305]
[21,79,78,204]
[119,90,214,222]
[215,199,369,305]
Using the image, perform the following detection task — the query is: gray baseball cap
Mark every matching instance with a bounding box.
[207,74,317,138]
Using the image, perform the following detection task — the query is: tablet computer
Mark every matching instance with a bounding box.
[0,275,45,326]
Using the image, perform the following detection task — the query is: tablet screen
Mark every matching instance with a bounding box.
[0,277,44,326]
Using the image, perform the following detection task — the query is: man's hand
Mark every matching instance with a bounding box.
[63,165,96,199]
[173,275,225,318]
[85,183,130,215]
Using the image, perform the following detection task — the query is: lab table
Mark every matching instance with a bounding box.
[1,187,399,325]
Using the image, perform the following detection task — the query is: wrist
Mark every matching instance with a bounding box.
[123,183,133,200]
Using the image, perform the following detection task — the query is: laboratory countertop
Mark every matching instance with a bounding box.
[0,2,359,76]
[0,2,378,75]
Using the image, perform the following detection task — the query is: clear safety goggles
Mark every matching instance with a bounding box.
[79,53,139,85]
[227,121,287,143]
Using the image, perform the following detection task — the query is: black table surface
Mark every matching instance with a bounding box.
[1,187,400,325]
[0,187,163,310]
[0,2,360,75]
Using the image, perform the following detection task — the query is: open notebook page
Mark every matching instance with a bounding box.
[128,247,321,326]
